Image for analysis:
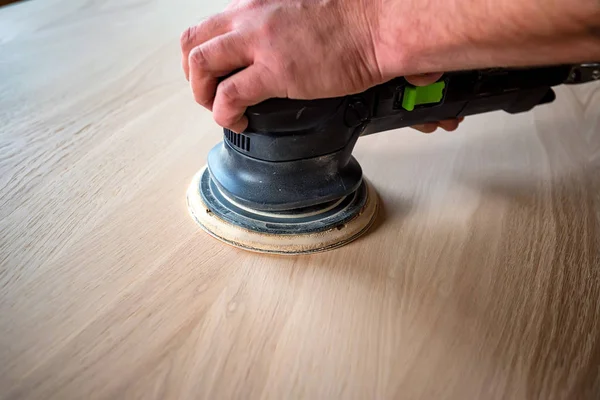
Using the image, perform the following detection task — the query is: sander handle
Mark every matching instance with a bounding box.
[228,65,587,162]
[361,66,569,136]
[208,63,598,210]
[245,65,575,136]
[217,64,598,163]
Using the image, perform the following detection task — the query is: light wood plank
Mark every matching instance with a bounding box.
[1,0,599,399]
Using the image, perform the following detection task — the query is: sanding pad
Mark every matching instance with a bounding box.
[186,166,378,255]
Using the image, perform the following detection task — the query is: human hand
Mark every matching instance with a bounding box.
[181,0,465,134]
[181,0,384,133]
[404,73,463,133]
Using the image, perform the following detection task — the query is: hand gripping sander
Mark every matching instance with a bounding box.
[187,64,599,255]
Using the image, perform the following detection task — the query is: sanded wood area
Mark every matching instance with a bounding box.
[1,0,600,399]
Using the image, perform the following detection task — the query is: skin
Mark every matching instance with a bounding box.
[181,0,600,133]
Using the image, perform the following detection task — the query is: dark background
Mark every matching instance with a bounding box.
[1,0,22,7]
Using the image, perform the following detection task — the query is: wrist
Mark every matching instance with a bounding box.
[372,0,600,79]
[337,0,389,85]
[372,0,465,78]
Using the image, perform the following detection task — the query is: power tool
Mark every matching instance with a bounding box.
[187,63,599,255]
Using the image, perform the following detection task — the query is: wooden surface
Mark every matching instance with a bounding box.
[1,1,600,399]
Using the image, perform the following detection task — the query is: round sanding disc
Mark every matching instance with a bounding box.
[186,166,379,255]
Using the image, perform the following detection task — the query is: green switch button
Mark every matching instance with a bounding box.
[402,81,446,111]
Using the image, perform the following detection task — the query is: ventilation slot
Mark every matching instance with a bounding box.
[224,129,251,152]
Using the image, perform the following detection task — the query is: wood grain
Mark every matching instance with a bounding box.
[1,0,599,399]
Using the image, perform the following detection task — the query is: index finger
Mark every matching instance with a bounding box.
[213,64,280,133]
[188,32,253,110]
[180,15,231,80]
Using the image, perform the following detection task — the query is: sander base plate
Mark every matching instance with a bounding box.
[186,166,378,255]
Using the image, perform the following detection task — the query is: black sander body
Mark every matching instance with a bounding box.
[187,64,598,254]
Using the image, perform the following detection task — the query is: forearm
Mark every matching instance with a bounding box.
[373,0,600,77]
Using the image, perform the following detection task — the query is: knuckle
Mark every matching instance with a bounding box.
[219,79,241,103]
[191,87,211,108]
[189,46,209,69]
[258,21,272,37]
[190,78,213,107]
[193,93,212,108]
[180,26,195,50]
[199,15,220,29]
[181,15,225,50]
[213,109,237,127]
[258,11,281,38]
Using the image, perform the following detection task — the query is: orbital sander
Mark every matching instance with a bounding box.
[187,64,599,255]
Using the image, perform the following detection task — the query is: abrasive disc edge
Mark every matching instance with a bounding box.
[186,166,379,255]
